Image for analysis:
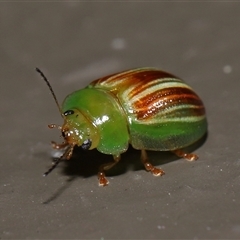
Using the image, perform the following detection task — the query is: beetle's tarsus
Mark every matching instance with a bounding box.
[151,165,165,176]
[143,161,165,176]
[173,149,198,161]
[141,149,165,176]
[97,155,121,186]
[98,172,109,186]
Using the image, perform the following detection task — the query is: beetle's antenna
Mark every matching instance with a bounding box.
[36,68,63,118]
[43,158,61,176]
[43,145,74,176]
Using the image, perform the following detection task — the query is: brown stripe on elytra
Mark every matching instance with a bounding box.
[136,97,205,120]
[128,78,182,99]
[124,70,180,98]
[133,87,202,109]
[90,68,143,86]
[122,70,179,93]
[133,88,205,120]
[90,69,178,90]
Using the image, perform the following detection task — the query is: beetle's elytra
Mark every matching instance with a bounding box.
[37,67,207,186]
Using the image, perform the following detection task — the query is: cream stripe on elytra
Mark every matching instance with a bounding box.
[125,79,192,104]
[140,115,206,124]
[100,68,148,86]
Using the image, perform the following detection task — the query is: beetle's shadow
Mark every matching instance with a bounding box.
[42,133,207,203]
[60,133,208,178]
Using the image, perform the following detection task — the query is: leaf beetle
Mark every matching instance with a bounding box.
[36,67,207,186]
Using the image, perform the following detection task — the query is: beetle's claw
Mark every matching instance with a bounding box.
[143,162,165,176]
[173,149,198,161]
[185,153,198,161]
[151,168,165,176]
[98,172,109,186]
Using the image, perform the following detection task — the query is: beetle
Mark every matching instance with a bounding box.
[36,67,207,186]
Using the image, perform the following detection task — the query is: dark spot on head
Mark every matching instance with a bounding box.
[81,139,92,150]
[64,110,74,116]
[62,131,66,138]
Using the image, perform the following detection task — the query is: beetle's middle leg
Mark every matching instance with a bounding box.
[173,149,198,161]
[98,155,121,187]
[141,149,165,176]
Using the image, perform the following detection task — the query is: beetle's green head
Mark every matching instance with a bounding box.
[61,108,100,150]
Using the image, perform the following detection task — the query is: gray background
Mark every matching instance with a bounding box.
[1,2,240,239]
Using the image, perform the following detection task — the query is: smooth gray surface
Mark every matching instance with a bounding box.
[1,2,240,239]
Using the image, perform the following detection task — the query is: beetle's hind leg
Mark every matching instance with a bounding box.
[141,149,165,176]
[98,155,121,187]
[173,149,198,161]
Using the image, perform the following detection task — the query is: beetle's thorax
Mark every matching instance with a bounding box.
[62,108,99,150]
[61,88,130,155]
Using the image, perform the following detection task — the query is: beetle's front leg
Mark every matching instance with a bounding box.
[141,149,165,176]
[98,155,121,186]
[173,149,198,161]
[48,124,68,149]
[51,141,69,149]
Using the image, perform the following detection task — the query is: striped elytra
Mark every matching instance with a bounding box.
[90,68,205,122]
[89,68,207,152]
[38,67,207,186]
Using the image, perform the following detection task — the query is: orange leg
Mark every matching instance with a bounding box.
[173,149,198,161]
[48,124,62,130]
[141,149,165,176]
[51,141,68,149]
[63,145,74,160]
[98,155,121,186]
[48,124,68,149]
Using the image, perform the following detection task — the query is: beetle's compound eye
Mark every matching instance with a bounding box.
[62,131,66,138]
[64,110,75,116]
[81,139,92,150]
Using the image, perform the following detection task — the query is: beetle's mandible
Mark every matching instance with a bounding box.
[36,67,207,186]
